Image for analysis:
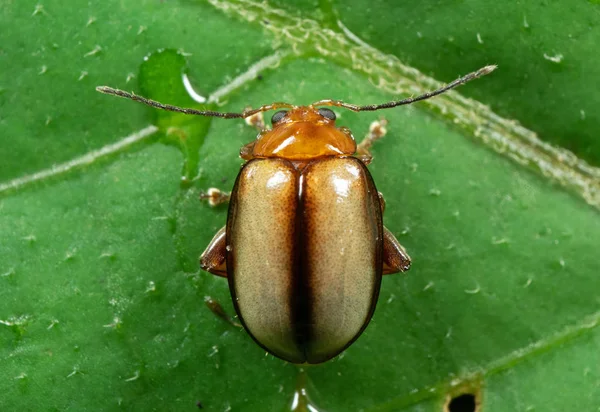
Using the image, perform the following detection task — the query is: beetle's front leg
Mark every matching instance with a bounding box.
[244,111,266,131]
[356,118,388,165]
[200,188,231,207]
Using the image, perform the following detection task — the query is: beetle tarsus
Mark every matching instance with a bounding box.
[200,188,231,207]
[204,296,241,327]
[356,118,389,165]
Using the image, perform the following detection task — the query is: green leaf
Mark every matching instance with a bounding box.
[1,1,599,411]
[289,0,600,167]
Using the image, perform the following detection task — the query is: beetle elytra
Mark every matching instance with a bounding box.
[97,64,495,364]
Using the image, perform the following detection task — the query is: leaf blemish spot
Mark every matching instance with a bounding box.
[445,393,479,412]
[22,234,37,243]
[99,251,116,260]
[84,45,102,58]
[464,283,481,294]
[103,317,122,329]
[64,248,78,261]
[125,370,140,382]
[491,237,509,245]
[14,372,27,380]
[423,281,435,291]
[32,4,46,16]
[208,345,219,358]
[543,53,564,63]
[66,366,85,378]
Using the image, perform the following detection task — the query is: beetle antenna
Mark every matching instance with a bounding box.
[96,86,296,119]
[96,86,244,118]
[311,65,497,111]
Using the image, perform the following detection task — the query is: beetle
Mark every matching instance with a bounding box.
[97,64,495,364]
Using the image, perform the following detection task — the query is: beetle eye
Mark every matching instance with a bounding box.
[271,110,288,124]
[317,108,336,121]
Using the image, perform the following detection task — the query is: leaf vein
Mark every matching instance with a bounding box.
[206,0,600,209]
[0,125,158,195]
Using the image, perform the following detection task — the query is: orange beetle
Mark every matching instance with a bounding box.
[97,65,495,363]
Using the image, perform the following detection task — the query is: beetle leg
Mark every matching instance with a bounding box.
[200,226,228,277]
[382,226,411,274]
[378,191,386,215]
[244,110,266,131]
[200,188,231,207]
[356,118,388,165]
[204,296,242,327]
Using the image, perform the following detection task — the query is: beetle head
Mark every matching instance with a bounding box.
[249,106,356,160]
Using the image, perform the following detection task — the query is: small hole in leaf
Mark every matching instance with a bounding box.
[447,393,476,412]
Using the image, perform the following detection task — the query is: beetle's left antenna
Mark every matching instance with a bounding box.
[96,86,296,119]
[96,86,245,119]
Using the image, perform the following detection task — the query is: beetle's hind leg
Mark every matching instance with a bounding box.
[356,118,388,165]
[382,226,411,274]
[204,296,242,328]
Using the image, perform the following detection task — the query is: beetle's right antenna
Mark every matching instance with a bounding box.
[95,86,295,119]
[311,65,497,111]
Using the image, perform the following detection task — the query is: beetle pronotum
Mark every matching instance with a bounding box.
[97,65,495,364]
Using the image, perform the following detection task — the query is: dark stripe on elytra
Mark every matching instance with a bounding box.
[227,159,304,362]
[290,160,313,361]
